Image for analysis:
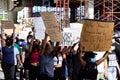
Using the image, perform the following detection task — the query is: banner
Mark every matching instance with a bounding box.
[1,20,15,29]
[80,19,114,51]
[41,12,63,42]
[34,17,46,39]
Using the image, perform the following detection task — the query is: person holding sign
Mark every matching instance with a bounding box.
[78,43,110,80]
[113,37,120,79]
[28,28,40,80]
[38,31,60,80]
[0,28,22,80]
[107,45,120,80]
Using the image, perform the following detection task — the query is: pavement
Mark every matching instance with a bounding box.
[0,68,4,80]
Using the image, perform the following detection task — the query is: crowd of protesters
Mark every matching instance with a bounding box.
[0,27,120,80]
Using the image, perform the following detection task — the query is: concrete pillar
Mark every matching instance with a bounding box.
[8,11,18,23]
[85,0,94,19]
[2,11,6,20]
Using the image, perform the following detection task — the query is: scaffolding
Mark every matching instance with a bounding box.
[63,0,70,28]
[56,0,62,20]
[94,0,120,29]
[56,0,63,29]
[56,0,70,28]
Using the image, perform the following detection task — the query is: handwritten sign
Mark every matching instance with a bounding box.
[34,17,46,39]
[1,20,15,29]
[41,12,63,42]
[80,19,114,51]
[22,18,34,28]
[60,28,73,46]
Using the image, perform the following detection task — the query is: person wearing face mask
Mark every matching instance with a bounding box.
[113,37,120,79]
[79,43,109,80]
[21,33,33,80]
[107,46,120,80]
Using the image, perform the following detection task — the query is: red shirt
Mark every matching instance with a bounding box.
[30,51,39,63]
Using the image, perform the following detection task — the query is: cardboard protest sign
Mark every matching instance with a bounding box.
[80,19,114,51]
[34,17,46,39]
[41,12,63,42]
[22,18,34,28]
[1,20,15,29]
[60,28,73,46]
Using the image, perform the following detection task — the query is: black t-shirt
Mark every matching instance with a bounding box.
[113,42,120,64]
[82,61,98,79]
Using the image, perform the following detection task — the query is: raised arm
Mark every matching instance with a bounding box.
[62,46,71,55]
[78,43,86,67]
[52,42,60,55]
[40,32,48,55]
[12,27,15,46]
[29,30,35,53]
[1,28,5,47]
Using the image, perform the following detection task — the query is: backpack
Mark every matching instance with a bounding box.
[81,61,98,79]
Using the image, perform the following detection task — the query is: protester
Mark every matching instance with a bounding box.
[79,43,109,80]
[0,28,22,80]
[38,31,60,80]
[28,28,40,80]
[53,47,64,80]
[113,37,120,79]
[95,52,108,80]
[107,46,120,80]
[22,33,33,80]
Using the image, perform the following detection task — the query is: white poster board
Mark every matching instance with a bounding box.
[34,17,46,39]
[70,23,83,43]
[60,28,73,46]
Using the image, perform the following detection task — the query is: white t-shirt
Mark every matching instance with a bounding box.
[53,55,63,66]
[108,52,117,67]
[14,47,19,65]
[94,51,106,73]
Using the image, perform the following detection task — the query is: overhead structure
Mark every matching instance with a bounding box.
[56,0,63,28]
[94,0,120,29]
[56,0,70,28]
[63,0,70,28]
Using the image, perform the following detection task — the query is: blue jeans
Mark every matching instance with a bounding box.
[108,67,117,80]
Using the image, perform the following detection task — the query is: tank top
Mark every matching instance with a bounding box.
[30,51,39,63]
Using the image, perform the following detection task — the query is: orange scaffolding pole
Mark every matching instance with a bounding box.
[63,0,69,28]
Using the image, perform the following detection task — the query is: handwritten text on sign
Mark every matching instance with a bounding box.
[1,20,15,29]
[80,19,114,51]
[41,12,63,42]
[60,32,73,46]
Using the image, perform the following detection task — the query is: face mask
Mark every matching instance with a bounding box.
[28,39,31,43]
[112,39,115,43]
[111,46,115,50]
[91,58,96,63]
